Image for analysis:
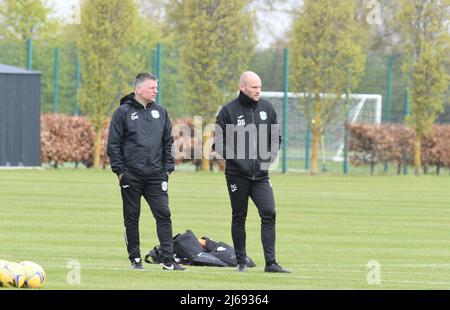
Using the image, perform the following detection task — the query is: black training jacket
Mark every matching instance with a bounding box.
[107,93,174,179]
[214,91,281,180]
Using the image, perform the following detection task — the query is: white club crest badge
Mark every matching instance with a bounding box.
[260,111,267,121]
[161,181,168,192]
[151,110,160,119]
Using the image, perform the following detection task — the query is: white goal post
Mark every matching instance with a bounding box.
[260,91,382,162]
[261,91,382,124]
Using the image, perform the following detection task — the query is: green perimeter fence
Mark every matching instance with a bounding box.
[1,40,449,175]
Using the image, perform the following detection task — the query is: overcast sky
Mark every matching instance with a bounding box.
[47,0,297,50]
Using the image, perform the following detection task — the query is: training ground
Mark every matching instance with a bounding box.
[0,169,449,289]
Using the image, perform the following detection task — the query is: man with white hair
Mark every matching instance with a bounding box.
[214,71,290,273]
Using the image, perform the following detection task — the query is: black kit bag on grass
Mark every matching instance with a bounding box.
[145,230,255,267]
[144,232,225,266]
[172,230,204,261]
[201,236,256,267]
[144,245,189,265]
[173,230,228,267]
[144,231,200,265]
[144,246,166,264]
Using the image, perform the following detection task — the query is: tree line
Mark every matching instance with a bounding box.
[0,0,448,174]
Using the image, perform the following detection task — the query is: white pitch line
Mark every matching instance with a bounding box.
[293,263,450,268]
[38,264,450,288]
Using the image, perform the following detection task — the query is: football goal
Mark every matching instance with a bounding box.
[261,91,382,170]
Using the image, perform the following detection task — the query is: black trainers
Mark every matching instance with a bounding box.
[162,262,186,271]
[235,264,247,272]
[130,258,143,270]
[264,262,290,273]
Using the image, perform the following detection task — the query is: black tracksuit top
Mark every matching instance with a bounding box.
[107,93,174,178]
[215,91,281,180]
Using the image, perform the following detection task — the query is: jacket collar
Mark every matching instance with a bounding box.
[120,93,155,109]
[238,91,258,108]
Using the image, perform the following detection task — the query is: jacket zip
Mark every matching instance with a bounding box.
[251,108,256,180]
[144,105,151,168]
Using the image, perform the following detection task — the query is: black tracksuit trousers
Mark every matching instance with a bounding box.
[225,174,276,266]
[120,170,173,264]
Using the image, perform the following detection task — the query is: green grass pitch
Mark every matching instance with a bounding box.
[1,169,449,289]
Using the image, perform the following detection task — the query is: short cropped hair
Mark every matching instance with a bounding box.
[133,73,158,89]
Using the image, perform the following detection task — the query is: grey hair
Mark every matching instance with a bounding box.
[133,72,158,89]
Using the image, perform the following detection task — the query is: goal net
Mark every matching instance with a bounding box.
[262,91,382,171]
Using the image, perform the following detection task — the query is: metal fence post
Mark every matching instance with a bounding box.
[152,46,157,74]
[74,53,81,115]
[52,47,60,113]
[305,96,312,170]
[156,43,162,105]
[385,53,393,123]
[343,90,350,174]
[403,83,410,175]
[26,39,33,70]
[384,53,394,173]
[282,48,289,174]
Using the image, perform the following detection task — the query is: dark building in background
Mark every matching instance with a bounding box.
[0,64,41,167]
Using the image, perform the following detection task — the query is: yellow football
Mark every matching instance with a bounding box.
[20,261,46,289]
[0,262,26,288]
